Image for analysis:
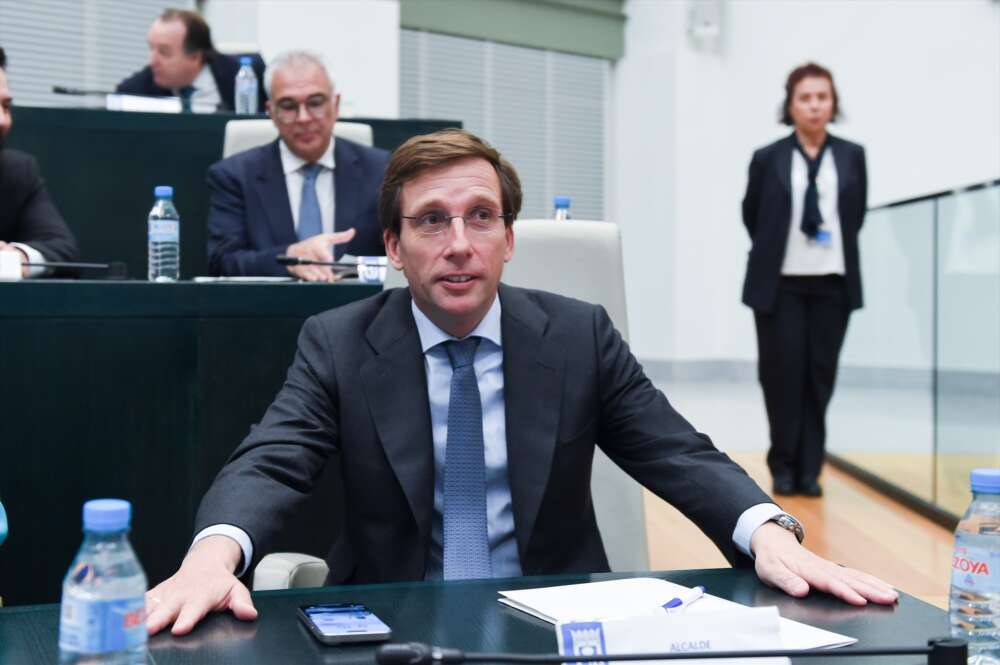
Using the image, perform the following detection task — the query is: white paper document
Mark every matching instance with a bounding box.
[557,606,788,665]
[498,577,856,650]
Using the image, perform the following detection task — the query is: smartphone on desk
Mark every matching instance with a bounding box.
[298,602,393,645]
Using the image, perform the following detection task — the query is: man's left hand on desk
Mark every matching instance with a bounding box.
[750,521,899,606]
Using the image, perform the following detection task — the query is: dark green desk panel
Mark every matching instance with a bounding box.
[0,569,949,665]
[5,107,458,279]
[0,280,380,607]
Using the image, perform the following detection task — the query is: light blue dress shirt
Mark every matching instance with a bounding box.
[411,296,523,579]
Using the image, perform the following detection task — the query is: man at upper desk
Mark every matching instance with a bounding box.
[205,50,389,281]
[0,48,78,278]
[115,9,266,113]
[145,129,898,636]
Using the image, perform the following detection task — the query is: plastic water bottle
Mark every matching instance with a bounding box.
[553,196,571,221]
[234,56,258,114]
[148,185,180,282]
[58,499,148,664]
[950,468,1000,665]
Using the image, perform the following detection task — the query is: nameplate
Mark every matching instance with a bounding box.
[556,606,788,665]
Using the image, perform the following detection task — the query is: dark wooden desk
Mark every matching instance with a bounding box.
[0,569,948,665]
[5,107,458,279]
[0,280,380,606]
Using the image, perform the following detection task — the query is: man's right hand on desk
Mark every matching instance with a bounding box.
[145,535,258,636]
[285,228,356,282]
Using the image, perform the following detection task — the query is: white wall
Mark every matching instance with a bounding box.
[613,0,1000,364]
[203,0,400,118]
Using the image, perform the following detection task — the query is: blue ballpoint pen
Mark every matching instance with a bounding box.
[662,585,706,612]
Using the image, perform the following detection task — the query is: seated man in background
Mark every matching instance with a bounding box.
[0,48,78,278]
[146,128,897,636]
[206,51,388,281]
[116,9,266,113]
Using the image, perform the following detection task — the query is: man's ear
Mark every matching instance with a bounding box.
[384,230,404,270]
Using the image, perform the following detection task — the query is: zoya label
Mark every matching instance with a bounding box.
[952,532,1000,591]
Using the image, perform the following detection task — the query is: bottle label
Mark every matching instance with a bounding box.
[952,532,1000,592]
[149,220,179,243]
[59,596,147,653]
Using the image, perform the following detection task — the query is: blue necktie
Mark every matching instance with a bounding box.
[442,337,492,580]
[297,163,323,241]
[179,85,195,113]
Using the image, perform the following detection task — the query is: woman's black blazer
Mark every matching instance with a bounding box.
[740,132,868,313]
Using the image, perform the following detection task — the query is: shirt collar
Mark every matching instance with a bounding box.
[178,65,213,97]
[411,294,502,353]
[279,136,336,176]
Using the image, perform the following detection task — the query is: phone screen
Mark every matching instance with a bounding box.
[300,603,392,643]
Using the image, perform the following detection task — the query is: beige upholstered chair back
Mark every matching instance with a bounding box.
[384,219,647,573]
[222,119,374,159]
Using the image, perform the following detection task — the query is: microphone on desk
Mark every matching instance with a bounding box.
[52,85,115,96]
[276,255,359,269]
[23,261,129,279]
[376,639,967,665]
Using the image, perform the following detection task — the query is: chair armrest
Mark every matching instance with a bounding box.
[252,552,329,590]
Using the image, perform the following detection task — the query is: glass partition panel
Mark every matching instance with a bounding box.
[936,186,1000,514]
[828,200,936,502]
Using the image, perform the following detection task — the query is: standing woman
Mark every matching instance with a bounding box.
[741,63,867,497]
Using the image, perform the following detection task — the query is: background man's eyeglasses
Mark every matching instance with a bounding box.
[401,208,513,237]
[273,95,330,123]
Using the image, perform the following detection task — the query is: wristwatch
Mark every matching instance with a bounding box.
[769,514,805,543]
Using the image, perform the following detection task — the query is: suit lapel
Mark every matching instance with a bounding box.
[334,139,363,235]
[498,285,565,561]
[254,141,298,246]
[829,135,851,196]
[360,289,435,546]
[776,133,794,195]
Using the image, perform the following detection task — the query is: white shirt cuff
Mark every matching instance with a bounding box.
[192,525,254,577]
[9,243,46,278]
[732,502,801,558]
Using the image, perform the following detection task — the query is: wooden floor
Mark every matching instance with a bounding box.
[643,451,955,608]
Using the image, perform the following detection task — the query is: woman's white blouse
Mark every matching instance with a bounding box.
[780,146,846,276]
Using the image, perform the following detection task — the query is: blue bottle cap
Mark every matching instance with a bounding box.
[83,499,132,532]
[240,56,252,66]
[154,185,173,198]
[554,196,571,209]
[971,468,1000,493]
[0,499,7,546]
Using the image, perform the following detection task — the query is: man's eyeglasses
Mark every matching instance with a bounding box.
[401,208,512,238]
[272,95,330,124]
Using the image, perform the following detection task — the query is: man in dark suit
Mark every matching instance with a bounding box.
[0,48,78,278]
[206,51,388,281]
[116,9,266,113]
[145,129,897,636]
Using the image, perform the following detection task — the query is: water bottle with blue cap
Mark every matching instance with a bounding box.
[950,468,1000,665]
[148,185,180,282]
[234,56,259,114]
[58,499,148,664]
[553,196,571,221]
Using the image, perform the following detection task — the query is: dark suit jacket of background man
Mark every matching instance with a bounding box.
[206,137,390,276]
[194,284,772,584]
[741,132,868,312]
[115,52,267,112]
[0,149,78,266]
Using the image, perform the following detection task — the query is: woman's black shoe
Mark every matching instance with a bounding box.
[772,479,796,496]
[798,481,823,497]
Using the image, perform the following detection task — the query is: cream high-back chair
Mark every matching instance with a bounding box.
[222,119,374,159]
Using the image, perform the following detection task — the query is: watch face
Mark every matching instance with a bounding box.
[774,515,803,541]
